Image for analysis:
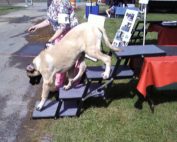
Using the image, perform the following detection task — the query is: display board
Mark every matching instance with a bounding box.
[112,9,139,48]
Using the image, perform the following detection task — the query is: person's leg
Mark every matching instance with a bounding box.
[106,8,111,17]
[30,0,33,6]
[54,29,70,89]
[54,35,66,88]
[55,73,66,88]
[107,6,115,18]
[111,6,115,17]
[25,0,28,7]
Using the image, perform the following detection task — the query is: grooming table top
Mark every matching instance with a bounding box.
[114,44,166,58]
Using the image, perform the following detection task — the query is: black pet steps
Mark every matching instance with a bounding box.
[31,82,109,119]
[32,84,87,119]
[32,100,60,119]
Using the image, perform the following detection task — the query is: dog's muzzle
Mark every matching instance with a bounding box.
[26,64,42,85]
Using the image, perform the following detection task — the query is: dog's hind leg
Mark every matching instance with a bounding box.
[86,49,111,79]
[72,55,86,82]
[64,57,86,90]
[63,66,75,90]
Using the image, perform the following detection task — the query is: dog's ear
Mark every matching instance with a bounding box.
[26,64,35,73]
[29,74,42,85]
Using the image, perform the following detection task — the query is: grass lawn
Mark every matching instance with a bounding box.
[25,5,177,142]
[0,6,24,15]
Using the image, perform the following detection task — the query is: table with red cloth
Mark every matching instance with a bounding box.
[137,56,177,97]
[148,23,177,46]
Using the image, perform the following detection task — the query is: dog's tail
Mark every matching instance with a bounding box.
[98,27,121,52]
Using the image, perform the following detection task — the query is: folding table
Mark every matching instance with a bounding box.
[136,56,177,111]
[115,7,139,17]
[137,56,177,97]
[148,23,177,46]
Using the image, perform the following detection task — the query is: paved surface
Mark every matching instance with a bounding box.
[0,2,87,142]
[0,3,47,142]
[0,1,87,141]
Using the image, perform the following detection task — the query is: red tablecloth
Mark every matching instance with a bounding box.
[137,56,177,97]
[148,24,177,46]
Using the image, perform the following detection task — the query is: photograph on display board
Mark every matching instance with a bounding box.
[115,30,124,41]
[112,9,139,48]
[112,31,131,48]
[112,31,130,48]
[121,22,132,32]
[123,32,132,42]
[125,12,135,22]
[120,9,138,33]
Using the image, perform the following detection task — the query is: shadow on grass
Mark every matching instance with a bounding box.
[135,83,177,113]
[81,79,138,112]
[81,78,177,114]
[148,83,177,105]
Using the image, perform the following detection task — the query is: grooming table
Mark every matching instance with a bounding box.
[32,100,60,119]
[113,44,166,58]
[113,44,166,110]
[112,44,166,77]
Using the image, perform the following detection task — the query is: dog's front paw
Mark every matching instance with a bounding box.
[63,84,71,90]
[36,105,43,111]
[102,72,109,79]
[36,101,45,111]
[63,80,73,90]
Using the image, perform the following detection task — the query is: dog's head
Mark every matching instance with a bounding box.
[26,64,42,85]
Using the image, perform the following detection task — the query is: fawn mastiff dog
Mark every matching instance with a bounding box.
[26,22,121,111]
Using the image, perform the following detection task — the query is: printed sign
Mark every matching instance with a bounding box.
[58,13,70,24]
